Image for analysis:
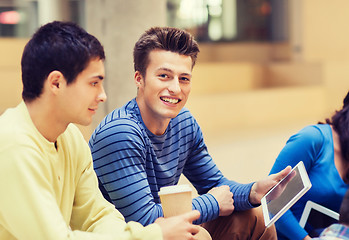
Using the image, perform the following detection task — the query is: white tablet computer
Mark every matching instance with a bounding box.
[299,200,339,237]
[261,161,312,228]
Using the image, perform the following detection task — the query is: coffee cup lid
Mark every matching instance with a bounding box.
[158,184,192,195]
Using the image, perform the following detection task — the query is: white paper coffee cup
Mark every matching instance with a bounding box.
[159,184,192,218]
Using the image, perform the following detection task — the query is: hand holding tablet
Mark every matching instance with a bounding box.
[262,161,312,228]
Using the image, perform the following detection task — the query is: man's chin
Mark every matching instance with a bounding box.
[75,118,92,127]
[167,112,181,119]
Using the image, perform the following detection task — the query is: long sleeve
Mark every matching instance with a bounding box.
[90,102,255,226]
[70,140,162,240]
[183,121,254,217]
[0,103,162,240]
[269,125,324,240]
[90,119,166,226]
[0,137,160,240]
[91,119,221,226]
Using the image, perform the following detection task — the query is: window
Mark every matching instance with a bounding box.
[0,0,85,38]
[167,0,288,42]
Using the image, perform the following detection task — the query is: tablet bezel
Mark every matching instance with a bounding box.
[261,161,312,228]
[299,200,339,228]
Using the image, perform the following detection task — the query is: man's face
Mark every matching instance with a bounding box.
[58,58,107,126]
[135,49,192,128]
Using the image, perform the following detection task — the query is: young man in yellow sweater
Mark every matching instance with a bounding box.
[0,21,200,240]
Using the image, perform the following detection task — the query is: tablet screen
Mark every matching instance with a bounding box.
[299,201,339,237]
[305,208,338,237]
[262,161,312,227]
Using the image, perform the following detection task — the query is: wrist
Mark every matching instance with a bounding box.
[249,183,260,205]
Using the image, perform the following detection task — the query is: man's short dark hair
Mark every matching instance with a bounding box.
[133,26,200,77]
[21,21,105,102]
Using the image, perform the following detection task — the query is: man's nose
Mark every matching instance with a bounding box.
[98,86,107,102]
[168,78,181,94]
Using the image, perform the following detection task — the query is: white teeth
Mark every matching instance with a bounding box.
[161,97,179,104]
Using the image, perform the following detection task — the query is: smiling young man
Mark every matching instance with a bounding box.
[0,21,201,240]
[89,26,291,240]
[135,49,192,135]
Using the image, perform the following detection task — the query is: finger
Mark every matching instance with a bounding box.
[282,166,292,175]
[289,169,297,178]
[183,210,200,222]
[191,225,200,235]
[191,226,206,239]
[274,166,292,181]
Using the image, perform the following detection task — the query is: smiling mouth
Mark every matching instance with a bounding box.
[160,97,181,104]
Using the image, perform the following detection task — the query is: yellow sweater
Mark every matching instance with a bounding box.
[0,102,162,240]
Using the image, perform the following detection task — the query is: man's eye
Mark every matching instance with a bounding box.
[91,82,98,86]
[159,74,168,78]
[180,77,190,82]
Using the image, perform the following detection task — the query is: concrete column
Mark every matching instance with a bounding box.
[85,0,166,130]
[288,0,303,61]
[221,0,237,40]
[37,0,70,25]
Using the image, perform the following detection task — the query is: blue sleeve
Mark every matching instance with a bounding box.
[269,125,324,240]
[89,119,163,226]
[183,120,254,224]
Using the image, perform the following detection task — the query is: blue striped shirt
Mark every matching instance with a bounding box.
[89,98,254,225]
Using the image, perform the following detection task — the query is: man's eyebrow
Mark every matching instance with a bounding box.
[93,75,104,80]
[157,67,192,77]
[157,67,173,73]
[181,72,192,77]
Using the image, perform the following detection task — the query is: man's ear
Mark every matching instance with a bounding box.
[47,70,64,94]
[134,71,144,88]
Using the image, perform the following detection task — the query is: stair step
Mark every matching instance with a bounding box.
[186,85,328,134]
